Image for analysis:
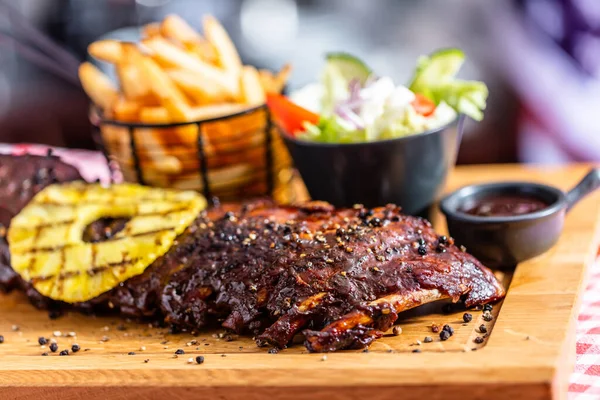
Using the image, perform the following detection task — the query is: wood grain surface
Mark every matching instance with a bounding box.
[0,164,598,400]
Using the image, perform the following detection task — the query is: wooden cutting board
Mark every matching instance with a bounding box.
[0,164,598,400]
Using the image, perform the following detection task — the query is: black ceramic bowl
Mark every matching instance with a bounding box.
[281,116,465,215]
[439,168,600,269]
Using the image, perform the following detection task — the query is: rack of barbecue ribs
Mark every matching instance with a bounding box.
[0,153,505,352]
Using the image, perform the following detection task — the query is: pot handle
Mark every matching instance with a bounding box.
[566,168,600,212]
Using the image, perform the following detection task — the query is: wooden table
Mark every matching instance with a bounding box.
[0,164,598,400]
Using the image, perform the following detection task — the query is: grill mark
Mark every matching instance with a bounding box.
[25,225,43,273]
[15,228,173,254]
[30,258,140,283]
[12,206,192,237]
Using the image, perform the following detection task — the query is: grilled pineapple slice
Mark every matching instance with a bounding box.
[8,182,206,303]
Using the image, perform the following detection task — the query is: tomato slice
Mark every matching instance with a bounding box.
[411,93,436,116]
[266,94,319,136]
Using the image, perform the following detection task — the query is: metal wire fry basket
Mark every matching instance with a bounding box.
[90,105,297,203]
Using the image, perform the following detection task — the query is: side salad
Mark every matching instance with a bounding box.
[267,48,488,143]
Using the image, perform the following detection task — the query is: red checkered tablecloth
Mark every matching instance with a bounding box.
[1,144,599,398]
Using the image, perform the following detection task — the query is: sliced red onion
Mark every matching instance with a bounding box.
[348,78,362,102]
[335,104,364,129]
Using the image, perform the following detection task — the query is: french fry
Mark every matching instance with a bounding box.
[160,14,203,43]
[240,66,266,105]
[112,98,140,122]
[258,69,276,93]
[142,36,239,97]
[203,15,242,75]
[187,103,248,121]
[88,40,123,63]
[78,62,118,111]
[274,63,292,92]
[185,41,219,65]
[138,56,190,120]
[139,107,171,124]
[169,164,253,191]
[116,44,155,102]
[258,64,292,94]
[141,22,161,39]
[168,69,231,104]
[136,128,183,174]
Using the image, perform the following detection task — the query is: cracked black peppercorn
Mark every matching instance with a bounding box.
[417,246,427,255]
[368,217,382,227]
[417,238,426,246]
[412,348,421,353]
[59,350,69,356]
[424,336,433,343]
[463,313,473,323]
[38,337,48,345]
[267,348,278,354]
[478,324,488,333]
[175,349,185,355]
[482,311,493,322]
[483,304,493,312]
[439,330,451,341]
[41,352,48,356]
[128,352,136,355]
[438,235,448,244]
[71,344,80,353]
[49,342,58,352]
[442,324,454,335]
[474,337,485,344]
[0,335,4,344]
[196,356,205,364]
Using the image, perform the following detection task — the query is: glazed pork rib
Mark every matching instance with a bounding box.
[157,201,505,352]
[0,154,505,352]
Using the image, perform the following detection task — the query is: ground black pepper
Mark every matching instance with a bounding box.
[38,337,48,345]
[196,356,205,364]
[128,352,135,355]
[439,330,451,341]
[49,342,58,352]
[175,349,185,355]
[442,324,454,335]
[463,313,473,323]
[71,344,80,353]
[478,324,488,333]
[412,348,421,353]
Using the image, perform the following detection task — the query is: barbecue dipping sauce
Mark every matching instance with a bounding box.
[462,194,549,217]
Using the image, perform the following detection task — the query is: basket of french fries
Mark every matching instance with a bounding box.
[80,15,295,202]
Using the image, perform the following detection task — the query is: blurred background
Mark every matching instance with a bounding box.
[0,0,598,164]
